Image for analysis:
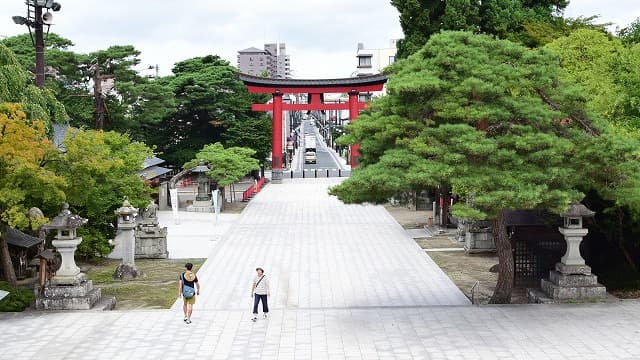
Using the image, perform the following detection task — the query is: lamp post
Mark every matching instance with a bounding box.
[12,0,62,88]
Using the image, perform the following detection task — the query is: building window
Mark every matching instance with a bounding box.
[358,55,372,68]
[389,56,395,64]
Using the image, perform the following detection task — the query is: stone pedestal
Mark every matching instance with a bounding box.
[134,219,168,259]
[528,263,607,303]
[464,221,495,254]
[35,273,116,310]
[271,169,283,184]
[186,200,214,213]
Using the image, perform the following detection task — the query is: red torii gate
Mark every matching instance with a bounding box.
[239,73,388,182]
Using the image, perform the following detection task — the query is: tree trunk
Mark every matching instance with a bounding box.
[616,208,638,272]
[489,209,513,304]
[0,232,17,288]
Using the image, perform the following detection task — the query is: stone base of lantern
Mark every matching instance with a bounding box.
[35,278,116,311]
[113,263,144,280]
[527,263,607,304]
[186,200,214,213]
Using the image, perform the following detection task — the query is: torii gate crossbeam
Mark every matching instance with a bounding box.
[240,73,387,183]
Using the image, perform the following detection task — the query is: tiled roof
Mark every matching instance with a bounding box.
[138,165,172,180]
[142,156,165,169]
[5,227,43,248]
[238,73,388,88]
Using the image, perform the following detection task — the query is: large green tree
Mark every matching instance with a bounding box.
[547,29,640,132]
[391,0,568,58]
[1,35,175,140]
[0,103,66,286]
[51,129,153,258]
[331,31,640,303]
[184,143,259,188]
[152,55,270,167]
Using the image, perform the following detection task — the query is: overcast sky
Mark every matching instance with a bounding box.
[0,1,638,79]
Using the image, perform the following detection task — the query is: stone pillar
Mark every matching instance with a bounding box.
[51,238,82,284]
[528,203,606,303]
[272,91,284,183]
[348,90,360,168]
[113,199,143,279]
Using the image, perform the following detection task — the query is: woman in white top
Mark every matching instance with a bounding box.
[251,267,270,321]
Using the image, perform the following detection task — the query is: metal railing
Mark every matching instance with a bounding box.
[471,280,480,305]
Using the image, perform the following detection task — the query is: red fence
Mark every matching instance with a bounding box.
[242,177,266,202]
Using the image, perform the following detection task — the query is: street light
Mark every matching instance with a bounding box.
[12,0,62,88]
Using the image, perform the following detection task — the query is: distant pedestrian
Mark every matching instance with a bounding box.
[179,262,200,324]
[251,267,270,321]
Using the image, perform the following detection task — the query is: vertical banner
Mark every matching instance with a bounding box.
[212,189,220,224]
[169,188,179,224]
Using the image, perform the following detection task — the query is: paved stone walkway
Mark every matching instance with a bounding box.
[174,178,468,311]
[2,179,640,359]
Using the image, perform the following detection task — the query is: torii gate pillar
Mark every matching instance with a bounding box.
[271,92,284,182]
[348,90,361,167]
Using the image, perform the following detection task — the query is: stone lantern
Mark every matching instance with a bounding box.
[187,161,215,213]
[113,198,142,279]
[193,161,211,202]
[36,204,116,310]
[530,202,607,303]
[558,203,595,272]
[43,203,87,285]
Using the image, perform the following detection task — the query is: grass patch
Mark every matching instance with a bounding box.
[83,258,205,309]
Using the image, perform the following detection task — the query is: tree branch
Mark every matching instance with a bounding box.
[537,89,600,137]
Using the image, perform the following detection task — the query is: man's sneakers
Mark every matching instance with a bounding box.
[251,315,257,322]
[184,317,192,324]
[263,314,268,319]
[183,317,188,323]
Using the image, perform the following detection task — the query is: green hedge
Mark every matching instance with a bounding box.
[0,282,34,312]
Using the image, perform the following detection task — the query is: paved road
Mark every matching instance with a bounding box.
[2,179,640,359]
[301,120,341,170]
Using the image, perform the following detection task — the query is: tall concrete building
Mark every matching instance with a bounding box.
[237,43,291,78]
[353,39,398,77]
[352,39,399,101]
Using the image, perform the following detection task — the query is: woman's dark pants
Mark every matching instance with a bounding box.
[253,294,268,314]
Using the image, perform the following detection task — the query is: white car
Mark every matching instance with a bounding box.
[304,151,317,164]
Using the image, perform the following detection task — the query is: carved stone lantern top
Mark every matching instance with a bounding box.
[560,202,595,229]
[43,203,87,241]
[192,160,210,173]
[116,197,138,228]
[43,203,88,231]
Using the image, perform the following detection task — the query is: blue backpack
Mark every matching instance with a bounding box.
[181,274,196,299]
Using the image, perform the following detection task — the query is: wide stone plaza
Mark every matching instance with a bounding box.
[1,178,640,359]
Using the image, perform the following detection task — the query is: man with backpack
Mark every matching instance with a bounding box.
[178,262,200,324]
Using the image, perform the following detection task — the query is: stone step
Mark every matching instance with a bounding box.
[549,271,598,287]
[92,296,117,311]
[541,279,607,301]
[526,288,554,304]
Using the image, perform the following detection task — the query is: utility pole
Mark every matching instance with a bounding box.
[92,65,115,131]
[34,5,45,88]
[12,1,63,88]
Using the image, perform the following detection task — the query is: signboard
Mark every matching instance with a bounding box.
[212,189,220,224]
[169,188,179,224]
